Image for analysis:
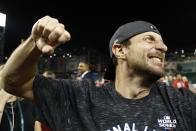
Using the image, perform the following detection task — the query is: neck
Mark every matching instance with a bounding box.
[115,64,158,99]
[115,77,153,99]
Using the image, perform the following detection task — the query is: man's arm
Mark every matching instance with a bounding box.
[0,16,71,100]
[0,89,15,123]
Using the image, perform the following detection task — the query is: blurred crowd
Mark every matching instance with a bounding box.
[159,73,196,94]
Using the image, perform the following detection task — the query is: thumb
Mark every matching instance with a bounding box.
[36,38,54,54]
[42,45,54,54]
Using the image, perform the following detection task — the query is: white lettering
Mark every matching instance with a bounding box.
[106,122,159,131]
[159,123,176,128]
[173,119,177,123]
[158,119,163,123]
[132,123,138,131]
[144,126,148,131]
[113,125,122,131]
[123,123,131,131]
[158,119,177,124]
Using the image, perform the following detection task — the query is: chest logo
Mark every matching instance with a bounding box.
[157,115,177,130]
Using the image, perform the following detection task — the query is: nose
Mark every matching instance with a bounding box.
[155,41,168,52]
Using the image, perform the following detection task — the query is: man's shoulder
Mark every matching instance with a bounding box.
[157,81,184,94]
[156,81,196,102]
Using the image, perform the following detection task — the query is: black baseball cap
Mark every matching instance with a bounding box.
[104,21,161,80]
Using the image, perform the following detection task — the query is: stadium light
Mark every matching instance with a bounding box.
[0,12,6,27]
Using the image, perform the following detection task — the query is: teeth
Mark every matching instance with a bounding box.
[151,57,161,63]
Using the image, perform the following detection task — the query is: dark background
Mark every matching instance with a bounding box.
[1,1,196,57]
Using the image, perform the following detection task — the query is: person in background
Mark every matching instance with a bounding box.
[0,64,42,131]
[76,61,93,80]
[76,60,101,85]
[182,76,189,89]
[172,73,188,89]
[0,89,15,124]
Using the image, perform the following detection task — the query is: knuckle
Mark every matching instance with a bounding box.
[52,18,59,23]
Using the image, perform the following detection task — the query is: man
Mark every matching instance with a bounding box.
[76,61,99,84]
[76,61,92,80]
[0,16,196,131]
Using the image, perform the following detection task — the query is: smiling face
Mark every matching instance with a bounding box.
[123,32,167,77]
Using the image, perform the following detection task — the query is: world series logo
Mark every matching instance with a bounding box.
[157,115,177,130]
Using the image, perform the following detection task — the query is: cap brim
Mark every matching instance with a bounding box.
[104,59,115,81]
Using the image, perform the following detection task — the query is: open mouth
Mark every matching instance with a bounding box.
[148,54,164,65]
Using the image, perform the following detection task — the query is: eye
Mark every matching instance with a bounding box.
[143,35,155,43]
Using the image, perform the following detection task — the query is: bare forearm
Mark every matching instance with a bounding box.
[0,99,7,123]
[1,36,41,98]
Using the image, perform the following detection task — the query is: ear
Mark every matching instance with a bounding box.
[112,43,126,59]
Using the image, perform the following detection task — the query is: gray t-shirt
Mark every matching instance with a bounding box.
[33,75,196,131]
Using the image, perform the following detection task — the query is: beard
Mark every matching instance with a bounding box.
[128,62,165,82]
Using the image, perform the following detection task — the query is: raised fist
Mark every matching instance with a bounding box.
[31,16,71,54]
